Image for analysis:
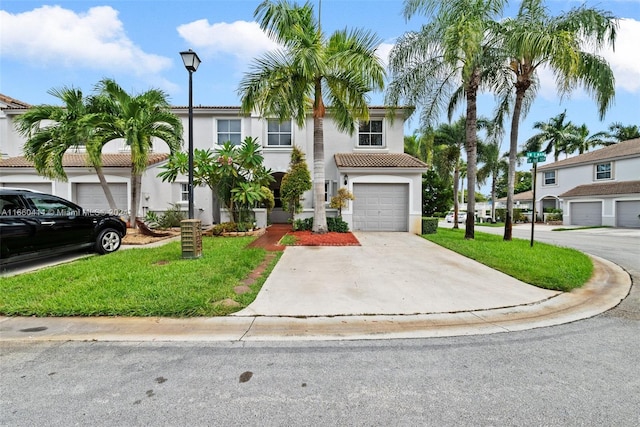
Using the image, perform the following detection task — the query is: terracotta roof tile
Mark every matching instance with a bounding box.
[0,93,30,108]
[334,153,428,168]
[497,190,533,202]
[538,139,640,171]
[0,153,171,168]
[560,180,640,197]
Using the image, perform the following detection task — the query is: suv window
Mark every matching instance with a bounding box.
[0,195,25,216]
[27,195,80,216]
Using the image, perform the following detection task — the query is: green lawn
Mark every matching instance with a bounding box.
[423,228,592,292]
[0,237,279,317]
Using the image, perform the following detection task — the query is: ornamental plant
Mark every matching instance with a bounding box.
[330,187,355,218]
[280,146,312,221]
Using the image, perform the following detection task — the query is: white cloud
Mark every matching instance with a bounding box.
[376,42,394,68]
[0,5,171,76]
[177,19,279,63]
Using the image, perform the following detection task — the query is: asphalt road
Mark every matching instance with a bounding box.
[1,224,638,426]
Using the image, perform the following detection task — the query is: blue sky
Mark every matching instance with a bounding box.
[1,0,639,149]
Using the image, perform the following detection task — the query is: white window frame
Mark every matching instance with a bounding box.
[266,119,292,147]
[595,162,612,181]
[543,170,556,186]
[179,183,189,202]
[216,119,242,146]
[357,119,384,147]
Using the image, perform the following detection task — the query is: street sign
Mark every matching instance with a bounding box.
[526,151,545,158]
[527,155,546,163]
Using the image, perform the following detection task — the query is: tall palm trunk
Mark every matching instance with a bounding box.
[94,165,118,211]
[452,165,460,230]
[504,84,527,240]
[312,115,328,234]
[464,71,480,240]
[130,173,143,228]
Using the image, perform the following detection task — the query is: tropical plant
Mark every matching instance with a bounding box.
[158,137,274,223]
[477,140,508,222]
[387,0,509,239]
[522,111,579,161]
[495,0,617,240]
[330,187,355,218]
[431,118,466,229]
[600,122,640,143]
[404,129,433,164]
[280,146,312,220]
[13,86,118,210]
[91,78,183,228]
[566,124,607,155]
[238,0,385,234]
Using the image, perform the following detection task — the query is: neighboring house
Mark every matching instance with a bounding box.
[535,138,640,228]
[1,96,427,233]
[495,190,534,212]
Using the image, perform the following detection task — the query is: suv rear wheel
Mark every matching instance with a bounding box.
[96,228,122,254]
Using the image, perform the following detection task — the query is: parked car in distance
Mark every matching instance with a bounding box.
[0,188,127,266]
[445,211,467,223]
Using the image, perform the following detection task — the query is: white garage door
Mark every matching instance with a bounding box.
[616,201,640,228]
[76,183,127,212]
[353,183,408,231]
[2,182,52,193]
[570,201,602,226]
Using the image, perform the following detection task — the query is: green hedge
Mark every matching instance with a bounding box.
[422,217,438,234]
[292,216,350,233]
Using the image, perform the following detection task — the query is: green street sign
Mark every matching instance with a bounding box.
[527,151,545,158]
[527,156,546,163]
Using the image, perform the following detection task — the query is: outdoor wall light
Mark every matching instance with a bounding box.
[344,174,348,185]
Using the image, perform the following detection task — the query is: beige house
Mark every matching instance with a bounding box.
[1,95,427,233]
[536,139,640,227]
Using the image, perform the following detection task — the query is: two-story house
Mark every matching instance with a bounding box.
[535,138,640,227]
[1,95,427,233]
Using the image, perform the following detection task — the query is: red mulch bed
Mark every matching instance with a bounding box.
[288,230,360,246]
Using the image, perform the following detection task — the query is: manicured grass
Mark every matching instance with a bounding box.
[0,237,280,317]
[475,221,505,227]
[423,228,592,292]
[279,234,297,246]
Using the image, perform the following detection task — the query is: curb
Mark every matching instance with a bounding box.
[0,255,631,342]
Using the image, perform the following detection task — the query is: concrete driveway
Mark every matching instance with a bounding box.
[234,232,559,317]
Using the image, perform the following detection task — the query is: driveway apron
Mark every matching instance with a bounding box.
[233,232,559,317]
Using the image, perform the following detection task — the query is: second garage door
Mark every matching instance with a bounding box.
[616,200,640,228]
[570,201,602,226]
[76,183,128,212]
[353,183,408,231]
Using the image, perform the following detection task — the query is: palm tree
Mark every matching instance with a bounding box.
[477,141,507,222]
[496,0,617,240]
[404,129,433,165]
[91,78,183,228]
[602,122,640,142]
[238,0,384,234]
[566,124,607,155]
[523,111,579,161]
[14,86,117,210]
[386,0,508,239]
[432,118,466,229]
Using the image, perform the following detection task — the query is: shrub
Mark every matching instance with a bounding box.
[330,188,355,217]
[157,203,186,228]
[422,217,438,234]
[327,217,350,233]
[210,222,237,236]
[292,217,350,233]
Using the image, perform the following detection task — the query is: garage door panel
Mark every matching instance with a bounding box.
[570,201,602,226]
[616,201,640,228]
[353,183,408,231]
[76,183,127,212]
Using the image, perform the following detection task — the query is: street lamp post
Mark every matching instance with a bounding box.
[180,49,201,219]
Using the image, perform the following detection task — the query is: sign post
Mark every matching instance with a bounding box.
[526,152,546,247]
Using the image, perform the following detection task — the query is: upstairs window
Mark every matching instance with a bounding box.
[267,119,292,146]
[358,119,383,146]
[595,162,612,180]
[217,119,242,146]
[543,171,556,186]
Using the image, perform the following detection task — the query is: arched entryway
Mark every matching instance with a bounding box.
[269,172,290,224]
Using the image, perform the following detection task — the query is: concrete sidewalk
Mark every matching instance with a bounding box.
[0,231,631,341]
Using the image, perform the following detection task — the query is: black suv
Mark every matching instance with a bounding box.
[0,188,127,266]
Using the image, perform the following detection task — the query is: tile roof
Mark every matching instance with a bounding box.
[0,153,171,168]
[538,138,640,171]
[0,93,30,108]
[334,153,428,168]
[560,180,640,197]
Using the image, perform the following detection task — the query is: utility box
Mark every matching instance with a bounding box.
[181,219,202,259]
